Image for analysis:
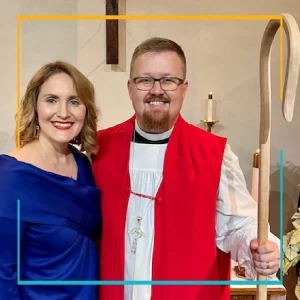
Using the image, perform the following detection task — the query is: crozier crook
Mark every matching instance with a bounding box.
[257,13,300,299]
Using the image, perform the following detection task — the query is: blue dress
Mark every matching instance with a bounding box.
[0,148,101,299]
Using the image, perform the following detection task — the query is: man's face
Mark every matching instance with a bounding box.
[128,51,188,133]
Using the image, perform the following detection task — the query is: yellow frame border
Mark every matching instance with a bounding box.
[17,14,283,148]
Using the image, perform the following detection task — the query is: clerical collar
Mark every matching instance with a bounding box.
[133,120,173,144]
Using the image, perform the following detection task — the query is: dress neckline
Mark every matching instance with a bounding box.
[0,144,82,183]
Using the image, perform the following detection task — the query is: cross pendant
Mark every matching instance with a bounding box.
[129,216,144,254]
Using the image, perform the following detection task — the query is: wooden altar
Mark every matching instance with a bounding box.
[230,260,286,300]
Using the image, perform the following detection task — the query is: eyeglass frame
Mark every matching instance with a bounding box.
[131,76,185,91]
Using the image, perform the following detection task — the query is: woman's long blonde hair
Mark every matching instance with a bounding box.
[16,61,99,155]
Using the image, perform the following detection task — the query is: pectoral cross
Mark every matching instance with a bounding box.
[129,216,144,254]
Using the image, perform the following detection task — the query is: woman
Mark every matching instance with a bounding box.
[0,61,101,299]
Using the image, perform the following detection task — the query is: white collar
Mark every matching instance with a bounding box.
[134,120,173,141]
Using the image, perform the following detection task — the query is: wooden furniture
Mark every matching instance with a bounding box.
[230,285,286,300]
[230,260,286,300]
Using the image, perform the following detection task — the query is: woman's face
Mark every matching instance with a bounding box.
[36,72,86,146]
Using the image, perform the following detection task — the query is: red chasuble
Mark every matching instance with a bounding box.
[92,115,231,300]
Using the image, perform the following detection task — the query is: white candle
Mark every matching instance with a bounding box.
[207,92,213,121]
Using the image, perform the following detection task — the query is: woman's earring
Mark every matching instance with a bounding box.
[35,123,40,138]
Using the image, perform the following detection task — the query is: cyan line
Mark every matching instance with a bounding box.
[279,150,283,283]
[18,280,282,285]
[17,148,285,287]
[17,199,20,285]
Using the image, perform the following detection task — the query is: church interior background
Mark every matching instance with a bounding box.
[1,0,300,298]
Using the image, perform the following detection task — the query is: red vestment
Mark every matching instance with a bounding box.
[92,115,231,300]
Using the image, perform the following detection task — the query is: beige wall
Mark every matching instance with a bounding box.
[0,0,78,153]
[1,0,300,297]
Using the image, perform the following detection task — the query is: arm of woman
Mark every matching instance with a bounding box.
[0,216,27,299]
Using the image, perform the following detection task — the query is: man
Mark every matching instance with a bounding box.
[92,37,280,300]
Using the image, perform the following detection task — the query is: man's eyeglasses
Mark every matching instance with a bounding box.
[132,77,185,91]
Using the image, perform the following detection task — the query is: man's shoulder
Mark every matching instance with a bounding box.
[97,122,123,136]
[97,117,134,139]
[93,117,134,161]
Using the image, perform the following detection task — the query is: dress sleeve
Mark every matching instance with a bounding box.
[215,143,280,279]
[0,216,27,299]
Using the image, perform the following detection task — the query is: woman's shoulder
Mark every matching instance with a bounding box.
[7,147,21,158]
[0,146,42,178]
[6,144,35,163]
[0,146,41,181]
[0,148,26,169]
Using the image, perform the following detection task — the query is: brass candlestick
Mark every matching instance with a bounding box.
[200,120,219,132]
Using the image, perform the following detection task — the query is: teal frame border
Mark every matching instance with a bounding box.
[17,150,284,286]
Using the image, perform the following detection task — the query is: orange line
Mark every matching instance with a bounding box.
[18,14,282,21]
[16,13,284,137]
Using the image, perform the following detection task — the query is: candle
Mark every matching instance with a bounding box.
[207,92,213,121]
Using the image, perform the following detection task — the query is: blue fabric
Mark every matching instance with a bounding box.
[0,148,101,299]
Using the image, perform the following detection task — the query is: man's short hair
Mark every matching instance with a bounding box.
[130,37,187,78]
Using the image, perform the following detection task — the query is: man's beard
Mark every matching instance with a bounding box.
[141,105,170,133]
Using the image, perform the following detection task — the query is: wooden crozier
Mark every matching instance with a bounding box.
[257,13,300,300]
